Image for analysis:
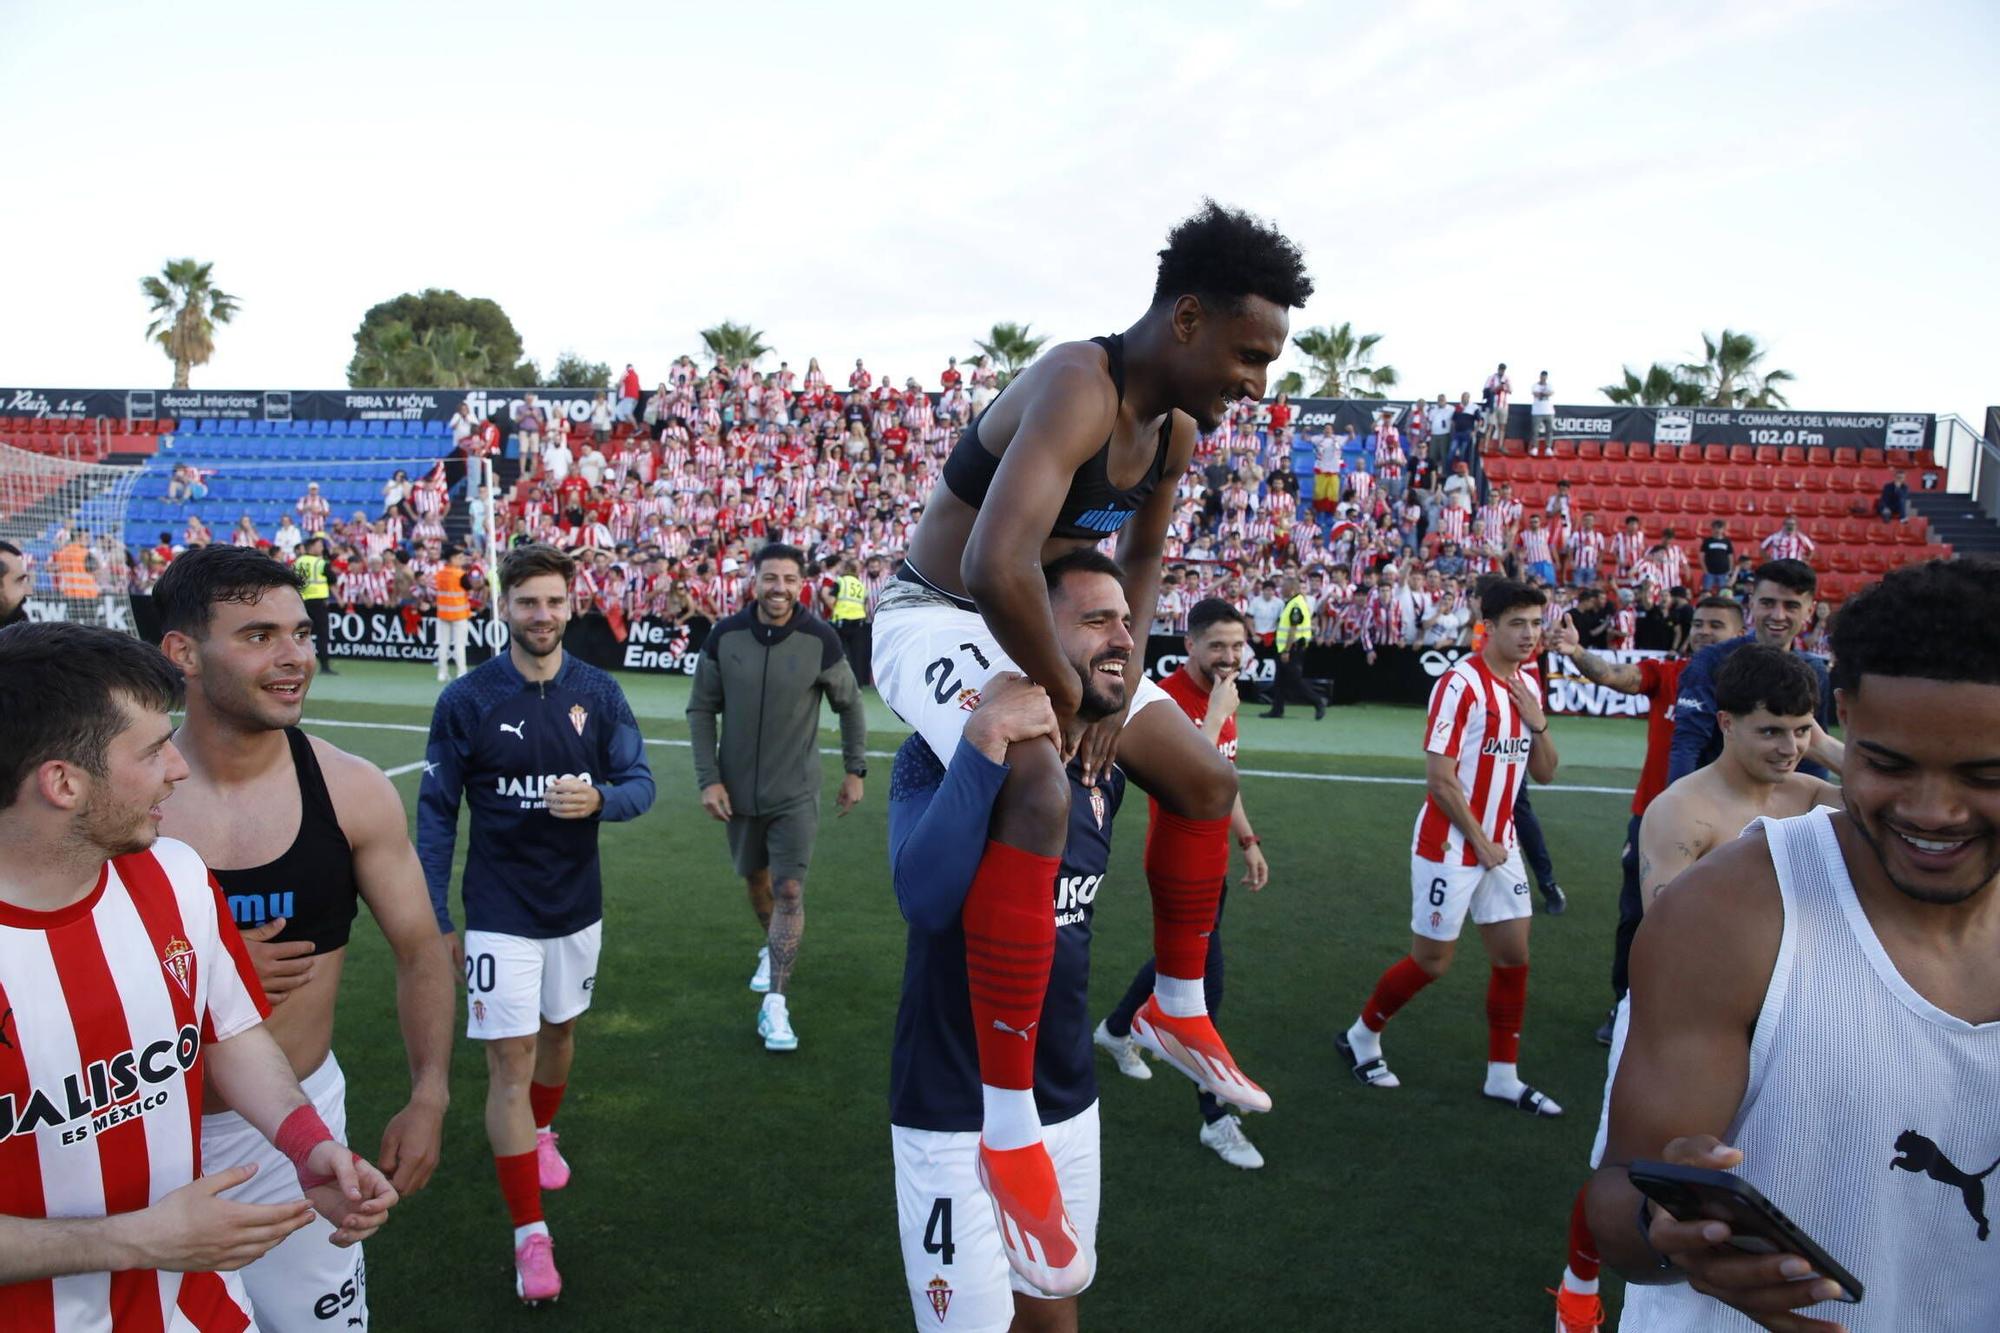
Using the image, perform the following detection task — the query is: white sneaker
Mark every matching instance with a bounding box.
[749,946,771,993]
[1092,1019,1152,1080]
[1199,1115,1265,1169]
[758,994,797,1052]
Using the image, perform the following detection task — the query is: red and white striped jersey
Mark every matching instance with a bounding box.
[1565,527,1606,573]
[296,495,330,534]
[1436,506,1470,545]
[1413,656,1537,865]
[1517,525,1554,565]
[0,838,268,1332]
[1760,528,1816,562]
[1657,543,1690,589]
[1611,529,1649,575]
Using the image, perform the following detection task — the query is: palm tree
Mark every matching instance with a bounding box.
[699,321,771,367]
[350,320,424,387]
[1679,329,1796,408]
[141,259,240,388]
[1274,370,1305,397]
[420,324,492,388]
[1602,362,1704,406]
[1290,323,1398,398]
[972,322,1049,385]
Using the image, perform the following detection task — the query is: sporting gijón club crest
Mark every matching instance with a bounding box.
[926,1275,952,1322]
[161,935,195,999]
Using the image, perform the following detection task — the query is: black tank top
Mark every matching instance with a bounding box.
[941,334,1172,541]
[210,728,360,955]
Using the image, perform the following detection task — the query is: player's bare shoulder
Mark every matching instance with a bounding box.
[306,733,410,843]
[1635,821,1786,993]
[1779,772,1843,817]
[968,340,1120,455]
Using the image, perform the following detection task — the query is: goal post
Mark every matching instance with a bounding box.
[0,439,147,632]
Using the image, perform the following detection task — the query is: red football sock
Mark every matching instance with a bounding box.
[530,1081,565,1131]
[1361,955,1434,1032]
[1567,1183,1600,1283]
[1488,963,1529,1063]
[1145,809,1230,980]
[494,1151,543,1226]
[962,840,1062,1091]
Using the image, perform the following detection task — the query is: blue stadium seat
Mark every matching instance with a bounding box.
[423,419,449,437]
[326,420,349,437]
[308,419,329,436]
[283,420,306,436]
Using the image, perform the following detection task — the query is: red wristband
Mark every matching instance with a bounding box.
[275,1104,335,1178]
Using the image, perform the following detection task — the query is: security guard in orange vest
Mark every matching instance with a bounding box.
[434,544,474,682]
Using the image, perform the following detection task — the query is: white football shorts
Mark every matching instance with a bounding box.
[463,921,602,1040]
[202,1052,368,1332]
[872,578,1168,767]
[1410,848,1533,942]
[891,1102,1101,1331]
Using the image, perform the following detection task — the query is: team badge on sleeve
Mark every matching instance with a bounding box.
[925,1275,953,1323]
[569,704,589,736]
[1088,787,1107,830]
[160,936,195,999]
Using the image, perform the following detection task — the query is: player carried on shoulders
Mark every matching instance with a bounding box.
[873,202,1311,1289]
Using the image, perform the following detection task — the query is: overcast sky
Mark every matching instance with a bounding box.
[4,0,1994,420]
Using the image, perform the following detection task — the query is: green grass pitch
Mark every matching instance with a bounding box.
[297,661,1646,1330]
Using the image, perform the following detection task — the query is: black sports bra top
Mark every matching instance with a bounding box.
[210,727,360,956]
[941,334,1172,541]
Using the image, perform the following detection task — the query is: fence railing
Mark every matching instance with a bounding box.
[1932,414,1996,514]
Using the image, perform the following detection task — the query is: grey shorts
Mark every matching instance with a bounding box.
[727,800,819,882]
[1532,415,1555,442]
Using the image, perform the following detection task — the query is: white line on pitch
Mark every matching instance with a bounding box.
[307,717,1631,797]
[382,760,427,778]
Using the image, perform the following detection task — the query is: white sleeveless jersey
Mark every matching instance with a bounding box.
[1622,809,2000,1331]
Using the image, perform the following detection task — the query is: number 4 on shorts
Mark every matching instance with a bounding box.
[923,1197,955,1265]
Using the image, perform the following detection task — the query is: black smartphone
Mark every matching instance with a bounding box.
[1628,1161,1864,1304]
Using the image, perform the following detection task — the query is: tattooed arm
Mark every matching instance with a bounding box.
[1636,787,1715,908]
[1547,613,1646,693]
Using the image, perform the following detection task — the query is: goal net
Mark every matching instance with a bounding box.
[0,439,148,633]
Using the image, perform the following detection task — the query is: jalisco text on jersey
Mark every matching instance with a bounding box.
[0,1024,201,1143]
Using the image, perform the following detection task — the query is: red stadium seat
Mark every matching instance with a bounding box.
[1895,520,1927,546]
[1603,441,1629,461]
[1627,441,1654,462]
[1552,439,1579,460]
[1652,443,1680,464]
[1832,447,1859,467]
[1805,446,1833,466]
[1611,462,1640,487]
[1577,440,1602,461]
[1753,445,1780,464]
[1779,446,1806,466]
[1801,469,1831,493]
[1860,448,1886,466]
[1701,444,1728,464]
[1639,464,1667,490]
[1530,458,1560,485]
[1654,491,1683,515]
[1485,456,1512,481]
[1717,465,1749,491]
[1817,493,1854,519]
[1728,445,1754,464]
[1828,548,1861,574]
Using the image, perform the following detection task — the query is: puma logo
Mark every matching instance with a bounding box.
[991,1019,1037,1042]
[1892,1129,2000,1241]
[499,721,526,740]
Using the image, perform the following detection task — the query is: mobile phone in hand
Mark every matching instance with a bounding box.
[1628,1160,1863,1304]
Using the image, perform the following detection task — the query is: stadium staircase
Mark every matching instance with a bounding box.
[1908,491,2000,556]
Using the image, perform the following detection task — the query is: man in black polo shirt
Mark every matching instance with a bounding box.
[1699,520,1734,594]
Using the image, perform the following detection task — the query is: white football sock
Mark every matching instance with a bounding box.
[1153,974,1206,1018]
[1561,1270,1599,1296]
[1485,1061,1526,1099]
[1345,1019,1382,1064]
[980,1085,1043,1152]
[514,1221,550,1247]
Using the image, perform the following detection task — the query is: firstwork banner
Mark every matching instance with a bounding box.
[3,384,1935,452]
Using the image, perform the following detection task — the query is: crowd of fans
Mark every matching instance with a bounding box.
[41,351,1874,661]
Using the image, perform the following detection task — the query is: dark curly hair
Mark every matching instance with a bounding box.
[1153,199,1314,313]
[1714,644,1819,719]
[1829,557,2000,693]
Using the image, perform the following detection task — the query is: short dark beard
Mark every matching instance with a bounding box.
[1845,797,2000,907]
[1076,655,1129,722]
